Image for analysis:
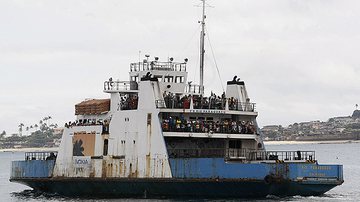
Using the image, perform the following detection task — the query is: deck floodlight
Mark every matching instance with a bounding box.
[184,58,188,63]
[170,57,174,62]
[155,57,159,61]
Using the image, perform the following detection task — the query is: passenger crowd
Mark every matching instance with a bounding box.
[162,117,257,134]
[120,94,138,110]
[64,119,110,134]
[163,91,249,111]
[65,119,104,127]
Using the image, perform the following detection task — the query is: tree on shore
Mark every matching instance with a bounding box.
[34,124,38,131]
[18,123,24,136]
[0,130,6,139]
[1,116,61,148]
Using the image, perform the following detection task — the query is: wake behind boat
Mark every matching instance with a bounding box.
[10,0,343,198]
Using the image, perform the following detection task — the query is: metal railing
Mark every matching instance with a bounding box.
[167,148,316,162]
[104,81,131,91]
[130,62,187,72]
[161,120,257,135]
[167,148,252,159]
[229,102,256,112]
[25,151,58,161]
[249,151,316,161]
[155,100,166,108]
[155,98,256,112]
[225,148,249,159]
[167,148,225,158]
[192,97,226,110]
[159,99,191,109]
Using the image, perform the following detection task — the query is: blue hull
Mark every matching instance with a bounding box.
[10,177,339,198]
[10,158,343,198]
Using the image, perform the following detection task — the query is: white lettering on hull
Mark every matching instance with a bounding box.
[73,157,91,168]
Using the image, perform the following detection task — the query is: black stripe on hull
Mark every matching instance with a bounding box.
[10,178,338,199]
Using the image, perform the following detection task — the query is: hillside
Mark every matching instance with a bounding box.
[261,110,360,141]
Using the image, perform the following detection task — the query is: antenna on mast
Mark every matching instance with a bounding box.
[199,0,206,95]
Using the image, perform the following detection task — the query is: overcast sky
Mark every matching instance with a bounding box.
[1,0,359,134]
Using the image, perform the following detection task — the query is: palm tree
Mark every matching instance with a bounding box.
[34,124,38,131]
[0,131,6,139]
[26,126,29,135]
[356,104,359,110]
[44,116,52,126]
[29,125,33,135]
[18,123,24,136]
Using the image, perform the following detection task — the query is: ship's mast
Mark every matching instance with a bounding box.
[199,0,206,95]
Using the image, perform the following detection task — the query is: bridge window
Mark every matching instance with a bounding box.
[131,76,139,82]
[164,76,173,83]
[175,76,184,83]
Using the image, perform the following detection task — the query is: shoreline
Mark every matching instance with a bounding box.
[0,147,59,153]
[264,140,360,145]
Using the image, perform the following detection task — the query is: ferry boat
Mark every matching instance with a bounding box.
[10,1,343,198]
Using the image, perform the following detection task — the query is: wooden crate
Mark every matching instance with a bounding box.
[75,99,110,115]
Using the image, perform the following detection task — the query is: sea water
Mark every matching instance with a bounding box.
[1,142,359,202]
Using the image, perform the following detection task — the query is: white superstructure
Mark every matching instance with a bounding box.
[53,58,263,179]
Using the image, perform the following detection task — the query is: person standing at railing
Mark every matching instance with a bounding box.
[163,91,170,108]
[237,121,242,134]
[169,117,175,131]
[46,152,57,160]
[195,120,200,132]
[181,120,186,132]
[224,119,229,133]
[174,95,180,108]
[245,98,252,111]
[186,120,192,132]
[231,121,237,133]
[240,121,246,134]
[175,118,181,132]
[215,121,220,133]
[248,122,256,134]
[208,121,214,133]
[228,97,235,110]
[183,96,190,109]
[162,119,169,132]
[209,92,216,107]
[201,120,207,133]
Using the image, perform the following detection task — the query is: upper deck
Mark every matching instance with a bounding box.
[102,57,257,116]
[130,61,187,72]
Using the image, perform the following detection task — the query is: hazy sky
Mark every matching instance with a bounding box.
[1,0,359,134]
